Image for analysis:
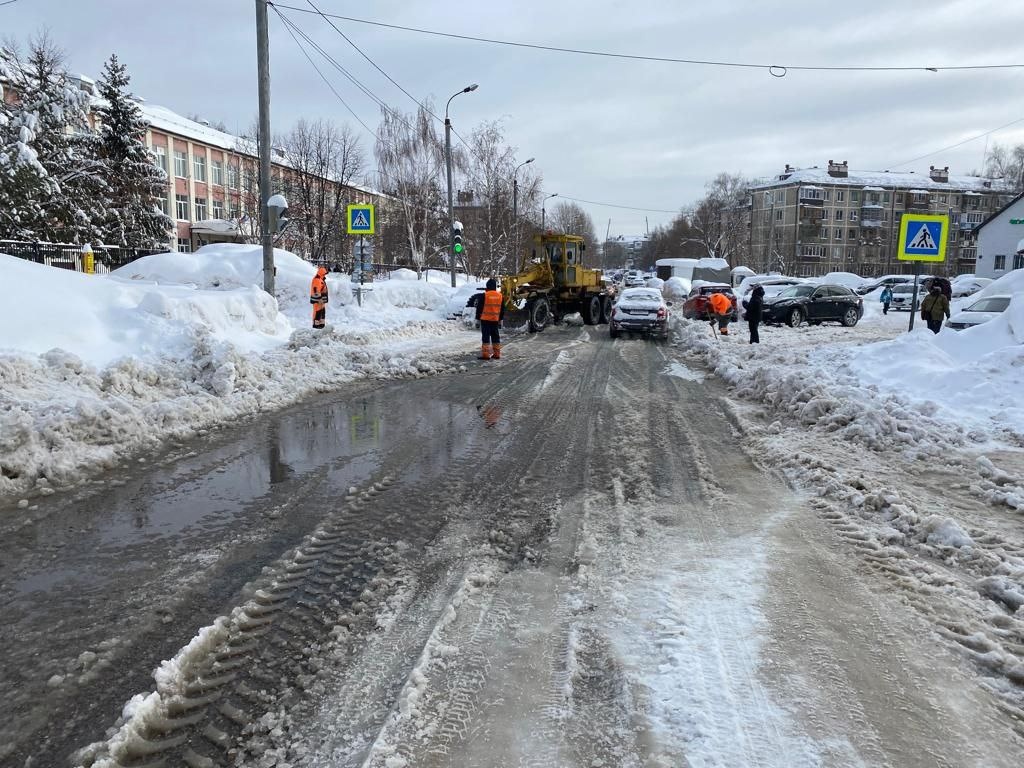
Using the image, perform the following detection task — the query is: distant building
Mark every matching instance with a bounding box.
[975,193,1024,279]
[749,161,1014,277]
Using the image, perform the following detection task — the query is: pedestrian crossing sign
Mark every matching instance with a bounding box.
[897,213,948,262]
[346,204,375,235]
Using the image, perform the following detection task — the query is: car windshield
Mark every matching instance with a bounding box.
[966,297,1011,313]
[893,284,918,293]
[622,290,661,302]
[776,285,815,298]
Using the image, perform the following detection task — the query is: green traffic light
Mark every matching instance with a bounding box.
[454,243,464,253]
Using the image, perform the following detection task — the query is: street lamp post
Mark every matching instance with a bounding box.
[445,83,478,288]
[542,193,558,230]
[512,157,534,268]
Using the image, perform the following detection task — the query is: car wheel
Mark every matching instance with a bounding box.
[841,307,859,327]
[600,295,613,324]
[582,295,601,325]
[527,297,550,332]
[787,307,804,327]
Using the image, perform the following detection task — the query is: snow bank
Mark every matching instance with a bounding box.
[0,247,469,499]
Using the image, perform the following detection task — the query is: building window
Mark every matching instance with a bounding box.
[762,210,771,224]
[775,210,783,221]
[937,194,947,203]
[211,160,223,186]
[836,190,845,202]
[883,192,891,203]
[848,228,857,239]
[175,194,190,221]
[951,196,959,206]
[994,254,1006,270]
[851,191,860,202]
[177,238,192,253]
[800,187,822,201]
[835,209,844,220]
[801,245,824,258]
[823,189,831,201]
[1014,253,1024,269]
[819,227,829,239]
[174,150,188,178]
[212,199,225,219]
[775,190,785,204]
[834,228,843,240]
[228,164,240,189]
[156,193,169,216]
[153,145,167,173]
[193,155,207,183]
[849,211,858,221]
[195,197,208,220]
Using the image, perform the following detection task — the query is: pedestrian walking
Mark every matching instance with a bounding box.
[920,283,950,334]
[475,278,505,359]
[879,285,893,315]
[310,265,329,329]
[707,291,733,336]
[745,284,764,344]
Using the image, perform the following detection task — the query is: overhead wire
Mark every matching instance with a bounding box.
[888,116,1024,168]
[275,4,685,221]
[270,3,1024,76]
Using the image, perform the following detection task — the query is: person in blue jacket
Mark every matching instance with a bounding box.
[879,285,893,315]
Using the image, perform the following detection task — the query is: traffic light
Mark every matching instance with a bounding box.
[453,221,464,257]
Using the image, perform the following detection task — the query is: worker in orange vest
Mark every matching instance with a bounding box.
[475,278,505,359]
[707,291,733,336]
[310,265,329,329]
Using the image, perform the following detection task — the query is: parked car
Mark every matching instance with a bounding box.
[737,278,806,319]
[609,287,671,339]
[622,270,646,288]
[855,275,914,295]
[945,295,1012,330]
[760,283,863,327]
[950,277,993,298]
[682,284,739,321]
[889,283,923,312]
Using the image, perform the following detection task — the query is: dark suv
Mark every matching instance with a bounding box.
[761,284,863,327]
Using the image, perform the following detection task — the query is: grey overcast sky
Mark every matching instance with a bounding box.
[4,0,1024,237]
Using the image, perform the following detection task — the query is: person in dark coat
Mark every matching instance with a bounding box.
[920,284,950,334]
[745,284,765,344]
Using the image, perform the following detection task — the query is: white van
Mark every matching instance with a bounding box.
[655,257,731,293]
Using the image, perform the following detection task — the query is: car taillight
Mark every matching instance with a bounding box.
[657,307,667,319]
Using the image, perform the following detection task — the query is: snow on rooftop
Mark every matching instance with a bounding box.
[752,167,1009,193]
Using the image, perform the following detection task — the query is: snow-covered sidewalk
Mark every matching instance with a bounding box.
[0,245,477,500]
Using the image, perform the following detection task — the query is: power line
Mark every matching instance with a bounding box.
[558,195,681,215]
[0,1,21,8]
[269,3,1024,76]
[888,116,1024,168]
[276,6,686,222]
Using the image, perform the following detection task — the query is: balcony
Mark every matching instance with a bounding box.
[860,219,883,228]
[959,221,980,231]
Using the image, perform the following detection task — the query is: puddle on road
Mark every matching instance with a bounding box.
[6,390,483,597]
[664,361,705,382]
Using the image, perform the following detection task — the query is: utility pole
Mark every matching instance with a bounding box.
[255,0,274,295]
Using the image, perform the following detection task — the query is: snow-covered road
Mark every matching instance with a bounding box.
[4,320,1022,767]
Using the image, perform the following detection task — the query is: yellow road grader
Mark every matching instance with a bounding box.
[499,233,613,332]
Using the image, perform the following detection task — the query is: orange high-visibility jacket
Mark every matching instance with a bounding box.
[310,270,329,305]
[479,290,503,323]
[708,292,731,316]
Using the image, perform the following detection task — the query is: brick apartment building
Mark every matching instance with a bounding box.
[749,161,1015,277]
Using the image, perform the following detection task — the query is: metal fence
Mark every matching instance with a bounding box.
[0,240,165,274]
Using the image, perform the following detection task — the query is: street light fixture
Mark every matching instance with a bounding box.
[445,83,479,288]
[542,193,558,230]
[512,157,534,267]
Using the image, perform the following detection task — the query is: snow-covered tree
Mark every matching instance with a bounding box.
[94,54,172,248]
[0,36,108,243]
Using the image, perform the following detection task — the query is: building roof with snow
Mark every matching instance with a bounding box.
[751,166,1010,194]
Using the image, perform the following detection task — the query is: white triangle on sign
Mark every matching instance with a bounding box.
[908,223,936,250]
[352,211,369,227]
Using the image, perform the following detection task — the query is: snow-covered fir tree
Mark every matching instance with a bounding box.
[0,36,107,243]
[94,54,172,249]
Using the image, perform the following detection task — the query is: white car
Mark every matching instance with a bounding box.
[945,295,1012,330]
[888,283,923,311]
[609,287,671,340]
[950,277,993,298]
[622,270,646,288]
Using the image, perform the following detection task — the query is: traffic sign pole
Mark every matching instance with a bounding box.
[908,261,921,332]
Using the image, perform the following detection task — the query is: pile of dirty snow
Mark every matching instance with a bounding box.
[0,247,472,500]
